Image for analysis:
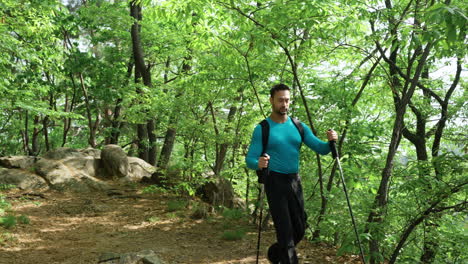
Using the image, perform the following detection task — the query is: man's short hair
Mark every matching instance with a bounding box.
[270,83,290,98]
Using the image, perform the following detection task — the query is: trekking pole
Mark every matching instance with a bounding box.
[329,135,367,264]
[256,154,268,264]
[256,184,265,264]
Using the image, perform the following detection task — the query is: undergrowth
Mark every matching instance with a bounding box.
[220,208,248,241]
[0,184,31,238]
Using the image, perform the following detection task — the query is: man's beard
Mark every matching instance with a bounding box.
[276,107,288,115]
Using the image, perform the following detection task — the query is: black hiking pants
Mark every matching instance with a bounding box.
[265,171,307,264]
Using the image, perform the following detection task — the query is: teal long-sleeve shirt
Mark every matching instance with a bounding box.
[245,117,331,174]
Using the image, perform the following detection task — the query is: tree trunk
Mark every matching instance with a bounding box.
[62,94,71,147]
[43,92,55,152]
[42,115,50,152]
[431,58,462,169]
[158,126,176,170]
[367,39,432,262]
[63,72,78,147]
[147,120,157,165]
[22,112,30,155]
[130,2,151,88]
[79,72,97,148]
[368,103,405,262]
[419,58,462,263]
[213,105,238,176]
[137,123,149,161]
[30,115,40,155]
[157,51,192,169]
[366,0,434,258]
[130,1,155,163]
[108,61,133,145]
[109,98,123,144]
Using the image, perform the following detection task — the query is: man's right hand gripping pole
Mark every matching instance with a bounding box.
[259,153,270,170]
[258,153,270,184]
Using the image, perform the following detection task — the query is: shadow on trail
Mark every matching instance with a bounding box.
[0,187,358,264]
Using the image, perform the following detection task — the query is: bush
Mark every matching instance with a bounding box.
[142,185,167,194]
[0,184,16,191]
[18,215,30,225]
[222,208,245,221]
[0,215,17,229]
[0,194,11,216]
[0,232,16,245]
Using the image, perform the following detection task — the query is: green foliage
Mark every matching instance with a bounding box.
[0,215,17,229]
[189,202,209,219]
[17,215,30,225]
[219,207,248,240]
[221,208,245,221]
[220,228,246,241]
[0,184,16,191]
[0,195,11,215]
[0,0,466,261]
[146,216,160,223]
[166,200,187,212]
[141,185,168,194]
[0,191,31,230]
[0,232,16,245]
[166,212,178,219]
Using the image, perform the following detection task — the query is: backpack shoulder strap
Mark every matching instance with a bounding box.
[291,117,305,142]
[259,119,269,154]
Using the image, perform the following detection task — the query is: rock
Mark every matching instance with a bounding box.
[197,176,235,208]
[35,156,108,192]
[0,168,48,190]
[60,175,110,192]
[98,250,165,264]
[0,156,36,169]
[233,197,246,210]
[125,157,156,182]
[35,154,98,179]
[79,147,101,159]
[0,146,152,192]
[101,145,129,178]
[42,147,83,160]
[98,252,120,263]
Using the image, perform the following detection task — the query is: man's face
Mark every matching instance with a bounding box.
[270,90,290,115]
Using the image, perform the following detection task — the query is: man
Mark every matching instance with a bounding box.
[246,83,338,264]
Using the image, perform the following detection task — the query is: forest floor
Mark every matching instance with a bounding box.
[0,183,362,264]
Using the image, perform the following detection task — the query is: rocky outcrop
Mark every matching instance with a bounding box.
[0,146,155,192]
[34,148,106,192]
[127,157,155,181]
[0,156,36,169]
[101,144,129,178]
[197,176,236,208]
[0,168,48,190]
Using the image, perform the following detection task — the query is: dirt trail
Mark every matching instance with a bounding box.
[0,184,360,264]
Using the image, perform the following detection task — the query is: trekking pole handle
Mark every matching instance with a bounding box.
[261,153,269,171]
[328,129,339,159]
